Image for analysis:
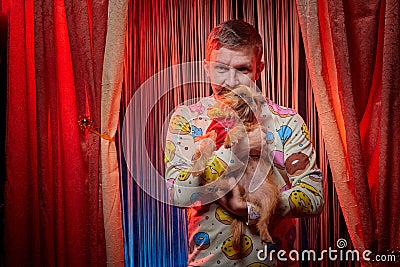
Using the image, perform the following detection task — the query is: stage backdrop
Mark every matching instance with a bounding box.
[120,0,399,266]
[118,0,355,266]
[2,0,398,266]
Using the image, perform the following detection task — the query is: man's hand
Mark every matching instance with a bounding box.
[216,178,247,217]
[247,126,267,156]
[232,126,267,159]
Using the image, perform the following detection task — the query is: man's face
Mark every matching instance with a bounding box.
[204,47,264,94]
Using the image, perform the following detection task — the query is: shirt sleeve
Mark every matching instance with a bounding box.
[164,105,245,207]
[275,113,325,217]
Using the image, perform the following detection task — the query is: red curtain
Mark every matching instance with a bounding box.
[3,1,109,265]
[297,0,400,260]
[376,0,400,255]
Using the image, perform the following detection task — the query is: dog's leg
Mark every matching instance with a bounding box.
[247,179,279,243]
[231,218,245,249]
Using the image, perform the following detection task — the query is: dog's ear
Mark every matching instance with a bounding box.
[254,92,266,107]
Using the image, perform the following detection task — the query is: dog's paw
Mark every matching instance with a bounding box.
[258,224,273,244]
[223,134,238,148]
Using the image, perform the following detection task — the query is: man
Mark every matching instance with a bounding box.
[165,20,324,266]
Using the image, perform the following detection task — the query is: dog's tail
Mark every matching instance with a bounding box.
[231,218,245,249]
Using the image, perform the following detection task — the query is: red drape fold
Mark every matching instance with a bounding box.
[64,1,108,263]
[321,0,376,250]
[297,0,400,260]
[3,1,109,265]
[378,0,400,254]
[4,1,39,264]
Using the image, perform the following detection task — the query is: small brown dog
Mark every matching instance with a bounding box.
[191,85,279,247]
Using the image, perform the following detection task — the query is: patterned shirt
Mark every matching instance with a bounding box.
[165,96,324,266]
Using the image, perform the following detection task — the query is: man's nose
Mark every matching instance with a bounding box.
[225,69,240,88]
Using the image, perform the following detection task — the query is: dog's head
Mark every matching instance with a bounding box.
[217,85,266,123]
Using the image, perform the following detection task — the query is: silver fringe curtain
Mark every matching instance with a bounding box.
[118,0,353,266]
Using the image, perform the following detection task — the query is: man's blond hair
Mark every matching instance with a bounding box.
[206,20,263,63]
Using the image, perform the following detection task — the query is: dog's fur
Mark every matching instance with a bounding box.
[191,85,279,247]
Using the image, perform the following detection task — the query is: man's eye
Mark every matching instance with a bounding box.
[215,65,229,72]
[237,67,250,73]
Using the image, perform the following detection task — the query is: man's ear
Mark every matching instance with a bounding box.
[203,59,210,77]
[255,61,265,80]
